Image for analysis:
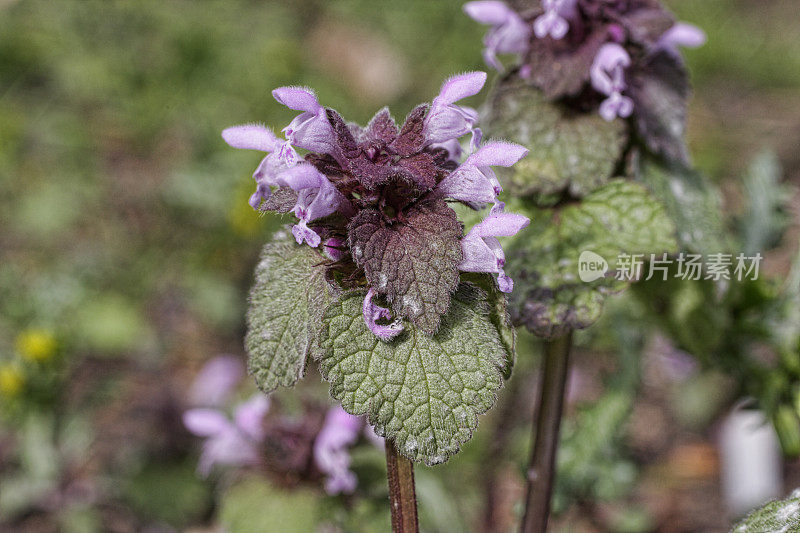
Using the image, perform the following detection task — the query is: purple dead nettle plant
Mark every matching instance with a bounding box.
[224,71,531,528]
[462,2,704,531]
[223,71,529,339]
[465,0,705,163]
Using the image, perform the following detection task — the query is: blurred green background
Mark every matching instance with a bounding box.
[1,0,799,531]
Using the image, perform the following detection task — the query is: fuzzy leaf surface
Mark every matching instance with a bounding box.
[316,283,509,465]
[246,242,331,393]
[484,76,627,198]
[733,488,800,533]
[348,199,463,335]
[505,180,678,338]
[637,155,728,254]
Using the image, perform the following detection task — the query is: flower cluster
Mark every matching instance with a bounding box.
[223,72,530,340]
[183,356,381,493]
[465,0,705,162]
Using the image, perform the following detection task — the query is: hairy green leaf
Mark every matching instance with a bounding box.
[246,242,331,393]
[316,283,510,465]
[506,180,678,338]
[484,75,627,199]
[733,488,800,533]
[348,199,463,335]
[637,155,728,254]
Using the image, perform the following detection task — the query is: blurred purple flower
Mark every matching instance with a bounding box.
[188,355,245,407]
[590,43,633,121]
[464,1,531,70]
[459,211,530,292]
[183,395,270,476]
[533,0,577,40]
[314,406,362,494]
[423,72,486,151]
[657,22,706,55]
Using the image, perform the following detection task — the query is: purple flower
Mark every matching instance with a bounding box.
[459,212,530,292]
[221,125,291,209]
[362,288,404,341]
[590,43,633,121]
[183,394,270,476]
[275,163,350,247]
[314,406,362,494]
[436,140,528,209]
[188,355,245,407]
[464,1,531,71]
[533,0,577,40]
[657,22,706,55]
[423,72,487,151]
[272,86,337,160]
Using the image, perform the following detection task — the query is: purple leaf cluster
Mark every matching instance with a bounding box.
[465,0,705,164]
[224,73,530,340]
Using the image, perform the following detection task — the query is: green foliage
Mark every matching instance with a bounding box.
[484,75,627,199]
[637,155,728,254]
[317,283,511,464]
[733,488,800,533]
[123,460,211,528]
[219,476,319,533]
[506,180,678,338]
[737,150,791,255]
[246,242,333,394]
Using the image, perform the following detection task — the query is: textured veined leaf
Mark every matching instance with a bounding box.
[505,180,678,338]
[316,283,511,465]
[245,242,332,393]
[484,76,627,199]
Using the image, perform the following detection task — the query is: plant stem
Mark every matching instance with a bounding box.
[521,332,573,533]
[385,439,419,533]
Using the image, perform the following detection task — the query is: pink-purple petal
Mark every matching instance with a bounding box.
[222,124,281,152]
[233,394,270,442]
[362,289,403,341]
[272,86,322,112]
[434,71,487,106]
[188,355,245,407]
[183,409,232,437]
[466,140,529,167]
[473,212,530,237]
[463,1,514,25]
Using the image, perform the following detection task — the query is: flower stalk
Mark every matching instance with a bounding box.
[521,332,572,533]
[385,440,419,533]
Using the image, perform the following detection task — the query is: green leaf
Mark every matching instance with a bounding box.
[506,180,678,338]
[316,283,510,465]
[738,150,790,255]
[637,155,729,254]
[484,75,627,199]
[246,241,331,394]
[347,199,463,335]
[733,488,800,532]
